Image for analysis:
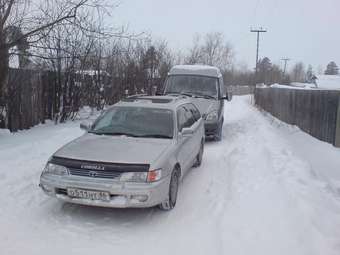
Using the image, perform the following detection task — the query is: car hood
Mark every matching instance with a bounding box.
[191,98,219,115]
[53,133,172,164]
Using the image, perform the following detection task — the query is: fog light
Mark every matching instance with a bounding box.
[40,184,53,193]
[131,195,148,202]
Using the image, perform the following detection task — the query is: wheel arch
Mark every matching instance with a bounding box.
[174,163,181,178]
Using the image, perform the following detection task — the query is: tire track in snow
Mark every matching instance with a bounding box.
[214,96,340,255]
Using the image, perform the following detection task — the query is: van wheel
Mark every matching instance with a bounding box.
[214,120,223,141]
[193,141,204,167]
[159,168,180,211]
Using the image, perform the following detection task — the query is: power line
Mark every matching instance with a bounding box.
[250,27,267,78]
[252,0,262,23]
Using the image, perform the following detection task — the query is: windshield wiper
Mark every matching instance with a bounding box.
[180,92,194,97]
[135,134,173,139]
[191,93,216,99]
[164,91,193,97]
[164,91,179,95]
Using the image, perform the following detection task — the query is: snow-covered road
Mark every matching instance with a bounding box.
[1,96,340,255]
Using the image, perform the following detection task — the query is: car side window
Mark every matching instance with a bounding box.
[186,103,201,121]
[183,104,197,127]
[177,105,196,132]
[184,107,195,127]
[177,107,187,132]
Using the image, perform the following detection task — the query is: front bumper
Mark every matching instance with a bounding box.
[40,173,170,208]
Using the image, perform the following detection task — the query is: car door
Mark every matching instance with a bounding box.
[176,105,196,174]
[185,103,202,153]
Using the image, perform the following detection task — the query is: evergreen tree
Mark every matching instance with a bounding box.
[324,61,339,75]
[257,57,272,84]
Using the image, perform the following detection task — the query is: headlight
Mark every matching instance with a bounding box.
[205,111,218,121]
[120,172,148,182]
[43,163,69,176]
[119,169,162,183]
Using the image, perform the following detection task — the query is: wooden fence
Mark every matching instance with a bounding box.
[6,69,53,131]
[2,68,164,132]
[5,69,95,132]
[255,87,340,147]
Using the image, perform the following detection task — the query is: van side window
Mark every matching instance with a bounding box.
[219,77,225,98]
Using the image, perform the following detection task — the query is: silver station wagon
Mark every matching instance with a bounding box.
[40,95,205,210]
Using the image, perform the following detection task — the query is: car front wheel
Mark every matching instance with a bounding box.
[193,140,204,167]
[159,168,180,211]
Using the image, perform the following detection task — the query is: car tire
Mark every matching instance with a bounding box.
[193,140,204,167]
[159,167,180,211]
[214,119,223,141]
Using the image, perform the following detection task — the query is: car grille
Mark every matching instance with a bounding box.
[68,168,122,179]
[50,157,150,173]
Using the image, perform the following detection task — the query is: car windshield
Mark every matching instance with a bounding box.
[90,107,174,138]
[164,75,218,98]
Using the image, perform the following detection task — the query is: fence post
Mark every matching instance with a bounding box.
[335,95,340,148]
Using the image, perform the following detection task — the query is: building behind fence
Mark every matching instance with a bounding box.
[255,87,340,147]
[230,85,255,95]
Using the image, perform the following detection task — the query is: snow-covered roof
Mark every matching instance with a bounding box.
[169,65,222,78]
[315,75,340,90]
[270,75,340,91]
[76,70,111,77]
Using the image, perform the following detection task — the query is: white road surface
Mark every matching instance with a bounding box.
[1,96,340,255]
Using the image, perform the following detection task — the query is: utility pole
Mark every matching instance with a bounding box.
[281,58,290,76]
[250,27,267,83]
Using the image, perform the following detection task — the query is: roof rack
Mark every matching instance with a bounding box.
[121,96,173,104]
[162,93,190,100]
[127,94,148,99]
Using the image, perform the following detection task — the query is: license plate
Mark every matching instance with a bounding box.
[67,188,110,201]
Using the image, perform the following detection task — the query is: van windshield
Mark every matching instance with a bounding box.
[164,75,218,99]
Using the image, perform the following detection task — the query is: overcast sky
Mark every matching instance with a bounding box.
[112,0,340,72]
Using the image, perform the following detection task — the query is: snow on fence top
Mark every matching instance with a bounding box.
[169,65,222,78]
[270,75,340,91]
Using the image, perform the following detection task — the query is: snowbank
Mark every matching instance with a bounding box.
[0,128,10,136]
[271,83,308,90]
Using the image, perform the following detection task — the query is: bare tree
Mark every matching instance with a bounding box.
[186,34,202,64]
[291,62,306,82]
[1,0,146,128]
[185,32,233,72]
[0,0,96,99]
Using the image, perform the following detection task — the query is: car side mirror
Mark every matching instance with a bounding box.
[80,121,93,131]
[226,92,232,101]
[181,127,194,136]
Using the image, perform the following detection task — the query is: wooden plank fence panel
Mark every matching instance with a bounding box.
[335,97,340,147]
[255,87,340,147]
